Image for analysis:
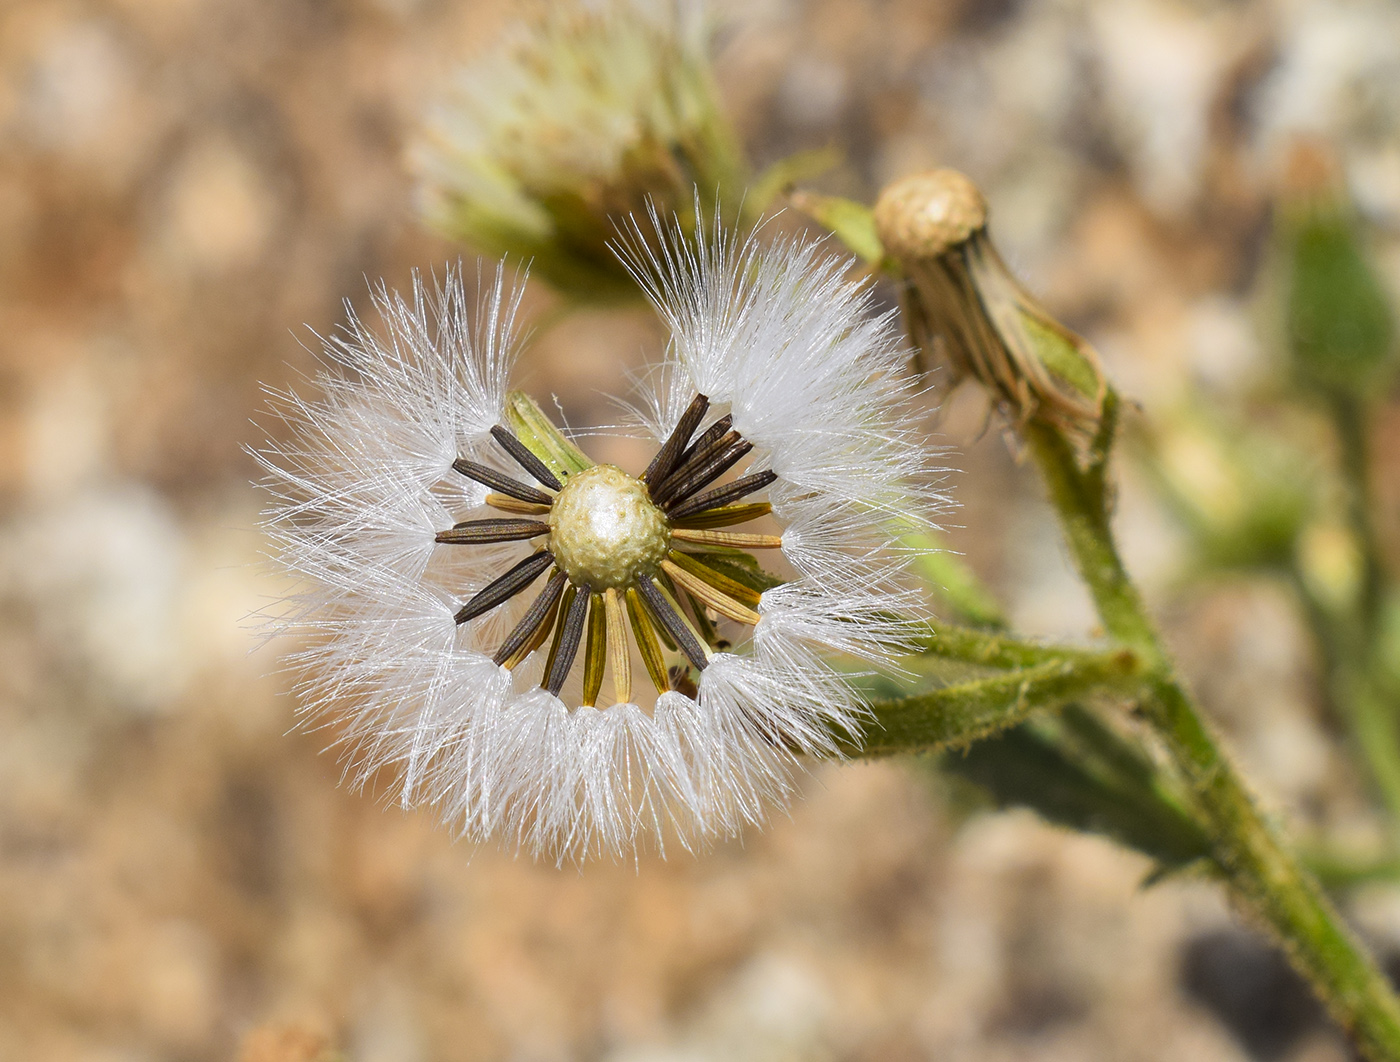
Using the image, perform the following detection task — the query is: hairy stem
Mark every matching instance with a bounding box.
[1026,416,1400,1061]
[852,647,1145,757]
[913,617,1112,671]
[1285,565,1400,840]
[1332,392,1386,633]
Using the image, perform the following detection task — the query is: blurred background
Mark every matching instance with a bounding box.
[2,0,1399,1059]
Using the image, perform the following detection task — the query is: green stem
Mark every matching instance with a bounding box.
[913,617,1106,671]
[1332,392,1386,632]
[1027,417,1400,1061]
[1339,664,1400,845]
[1286,537,1400,842]
[852,648,1145,757]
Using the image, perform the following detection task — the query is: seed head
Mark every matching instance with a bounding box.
[547,465,670,590]
[873,168,986,258]
[254,224,944,862]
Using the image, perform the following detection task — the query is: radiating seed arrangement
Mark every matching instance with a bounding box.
[442,393,780,704]
[257,226,941,858]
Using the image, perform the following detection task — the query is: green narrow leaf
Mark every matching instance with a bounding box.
[938,707,1212,875]
[854,651,1146,757]
[912,618,1115,671]
[505,391,593,480]
[747,146,842,215]
[789,190,886,265]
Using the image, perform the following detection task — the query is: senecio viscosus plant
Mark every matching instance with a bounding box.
[254,2,1400,1058]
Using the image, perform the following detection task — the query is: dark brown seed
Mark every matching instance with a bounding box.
[642,392,709,486]
[651,428,740,506]
[542,585,576,683]
[490,424,563,491]
[544,582,591,695]
[504,586,564,669]
[492,570,568,666]
[636,578,709,672]
[454,550,555,624]
[669,503,771,530]
[451,457,554,504]
[668,471,778,519]
[435,519,550,545]
[656,436,753,509]
[670,413,733,474]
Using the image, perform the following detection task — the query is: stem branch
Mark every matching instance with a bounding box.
[913,617,1110,671]
[1026,417,1400,1061]
[1332,392,1386,632]
[853,648,1144,757]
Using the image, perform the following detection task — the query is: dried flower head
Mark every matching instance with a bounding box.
[874,169,1106,448]
[255,223,942,861]
[415,0,747,301]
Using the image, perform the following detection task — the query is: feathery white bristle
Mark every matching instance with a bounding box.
[256,227,947,864]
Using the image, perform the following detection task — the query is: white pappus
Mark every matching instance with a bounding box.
[254,221,945,863]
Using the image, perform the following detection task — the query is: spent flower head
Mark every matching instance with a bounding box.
[254,221,943,862]
[415,0,747,302]
[874,169,1107,450]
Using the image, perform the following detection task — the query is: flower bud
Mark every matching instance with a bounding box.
[874,169,1106,448]
[1276,143,1397,401]
[415,1,748,302]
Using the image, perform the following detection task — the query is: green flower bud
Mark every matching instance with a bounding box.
[415,1,748,302]
[1278,148,1397,400]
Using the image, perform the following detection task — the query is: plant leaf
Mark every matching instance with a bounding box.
[789,190,886,265]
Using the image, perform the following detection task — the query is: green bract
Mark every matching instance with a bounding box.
[1282,197,1397,399]
[416,2,748,301]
